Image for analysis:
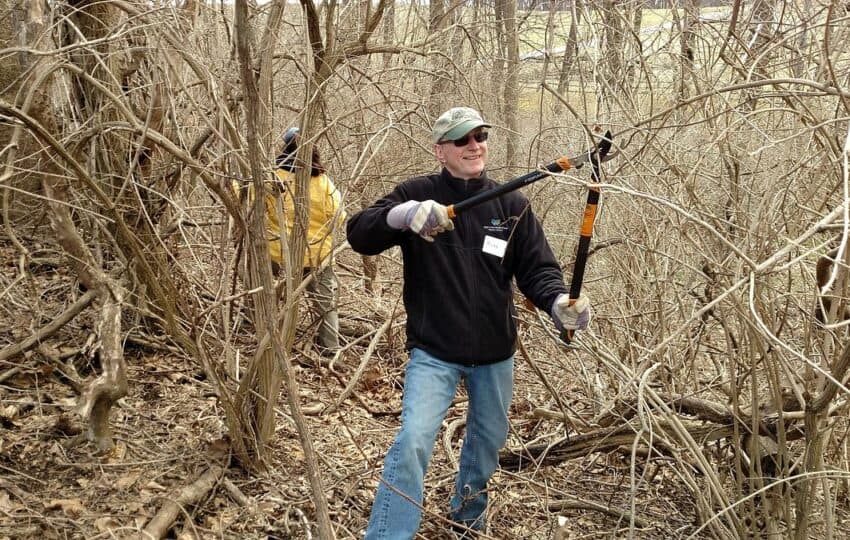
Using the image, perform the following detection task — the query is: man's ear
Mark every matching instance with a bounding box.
[434,144,445,163]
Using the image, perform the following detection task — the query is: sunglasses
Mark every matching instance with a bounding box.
[440,131,489,147]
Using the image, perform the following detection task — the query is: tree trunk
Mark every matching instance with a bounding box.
[42,179,128,452]
[2,0,130,453]
[382,0,396,68]
[556,0,583,97]
[626,0,644,91]
[233,0,284,471]
[428,0,451,117]
[0,0,52,227]
[795,266,850,538]
[672,0,698,100]
[492,0,506,118]
[499,0,519,167]
[596,0,626,116]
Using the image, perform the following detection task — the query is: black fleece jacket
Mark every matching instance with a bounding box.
[346,169,568,365]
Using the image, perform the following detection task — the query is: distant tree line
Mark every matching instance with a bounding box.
[519,0,728,11]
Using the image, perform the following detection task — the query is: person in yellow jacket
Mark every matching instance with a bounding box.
[269,127,346,353]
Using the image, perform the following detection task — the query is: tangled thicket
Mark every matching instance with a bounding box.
[2,1,850,538]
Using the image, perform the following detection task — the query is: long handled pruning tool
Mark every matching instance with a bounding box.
[444,130,614,344]
[562,131,612,344]
[445,131,614,219]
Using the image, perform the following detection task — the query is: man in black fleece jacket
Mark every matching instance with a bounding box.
[348,107,591,539]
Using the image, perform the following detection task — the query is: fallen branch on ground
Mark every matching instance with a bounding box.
[548,496,652,529]
[500,415,805,470]
[141,463,226,539]
[0,288,97,363]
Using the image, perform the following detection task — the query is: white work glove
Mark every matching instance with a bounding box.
[551,294,591,333]
[386,200,455,242]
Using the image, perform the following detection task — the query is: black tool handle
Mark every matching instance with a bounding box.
[561,133,610,345]
[446,157,573,218]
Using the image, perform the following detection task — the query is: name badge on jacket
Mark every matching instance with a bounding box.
[482,235,507,258]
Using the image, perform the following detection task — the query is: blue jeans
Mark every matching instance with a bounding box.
[364,348,513,540]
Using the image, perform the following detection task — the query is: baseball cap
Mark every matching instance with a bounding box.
[431,107,491,144]
[283,127,299,144]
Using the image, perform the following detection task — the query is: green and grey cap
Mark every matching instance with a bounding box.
[431,107,492,144]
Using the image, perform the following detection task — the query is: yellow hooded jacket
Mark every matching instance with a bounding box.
[238,169,345,268]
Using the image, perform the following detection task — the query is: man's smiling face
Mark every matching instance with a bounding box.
[434,127,489,180]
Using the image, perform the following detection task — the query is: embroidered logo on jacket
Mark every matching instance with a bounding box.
[483,217,510,234]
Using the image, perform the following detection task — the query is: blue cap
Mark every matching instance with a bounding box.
[283,127,299,144]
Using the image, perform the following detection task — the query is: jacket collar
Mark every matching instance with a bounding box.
[440,168,489,197]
